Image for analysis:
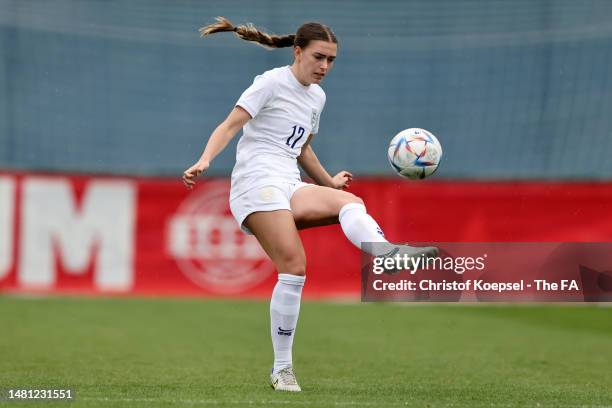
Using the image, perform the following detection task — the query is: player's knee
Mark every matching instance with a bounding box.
[349,194,364,206]
[277,253,306,276]
[282,261,306,277]
[338,191,364,208]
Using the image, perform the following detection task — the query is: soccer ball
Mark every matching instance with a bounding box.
[387,128,442,180]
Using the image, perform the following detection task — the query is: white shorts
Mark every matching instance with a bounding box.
[229,181,312,234]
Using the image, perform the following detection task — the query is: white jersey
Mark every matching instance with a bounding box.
[230,66,326,200]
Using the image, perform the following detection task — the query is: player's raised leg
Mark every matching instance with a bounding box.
[243,210,305,392]
[291,185,438,260]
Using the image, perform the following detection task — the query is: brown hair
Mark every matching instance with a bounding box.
[199,16,337,49]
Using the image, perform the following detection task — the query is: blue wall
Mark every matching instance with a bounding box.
[1,0,612,179]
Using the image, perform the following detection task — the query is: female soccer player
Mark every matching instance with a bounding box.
[182,17,437,392]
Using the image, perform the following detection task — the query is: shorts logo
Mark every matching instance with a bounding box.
[259,187,276,202]
[166,181,275,294]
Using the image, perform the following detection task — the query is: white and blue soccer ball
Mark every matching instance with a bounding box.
[387,128,442,180]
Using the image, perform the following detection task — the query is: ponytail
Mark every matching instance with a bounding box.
[199,16,295,49]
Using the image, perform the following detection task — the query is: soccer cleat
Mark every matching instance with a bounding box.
[270,366,301,392]
[398,244,439,259]
[383,244,439,275]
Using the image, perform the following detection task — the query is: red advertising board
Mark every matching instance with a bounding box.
[1,171,612,299]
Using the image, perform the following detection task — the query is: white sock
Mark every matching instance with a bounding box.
[339,203,394,255]
[270,273,305,374]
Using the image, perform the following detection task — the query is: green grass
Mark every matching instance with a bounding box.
[1,296,611,407]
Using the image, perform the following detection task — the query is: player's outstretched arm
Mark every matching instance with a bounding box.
[182,106,251,189]
[298,135,352,189]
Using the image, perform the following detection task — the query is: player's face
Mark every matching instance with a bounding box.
[295,40,337,85]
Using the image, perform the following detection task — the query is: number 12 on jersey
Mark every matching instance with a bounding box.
[286,125,305,149]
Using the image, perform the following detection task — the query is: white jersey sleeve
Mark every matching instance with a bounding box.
[235,74,276,118]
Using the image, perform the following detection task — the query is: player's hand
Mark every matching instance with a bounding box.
[182,160,210,190]
[331,170,353,190]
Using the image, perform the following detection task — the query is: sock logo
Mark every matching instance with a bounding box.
[277,327,294,336]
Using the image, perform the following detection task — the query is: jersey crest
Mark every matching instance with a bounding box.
[311,109,319,130]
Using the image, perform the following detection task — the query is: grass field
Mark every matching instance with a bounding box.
[1,296,611,407]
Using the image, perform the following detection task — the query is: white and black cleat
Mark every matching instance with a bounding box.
[382,244,439,275]
[270,366,301,392]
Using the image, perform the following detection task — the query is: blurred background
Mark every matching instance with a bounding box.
[2,0,612,297]
[1,0,612,179]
